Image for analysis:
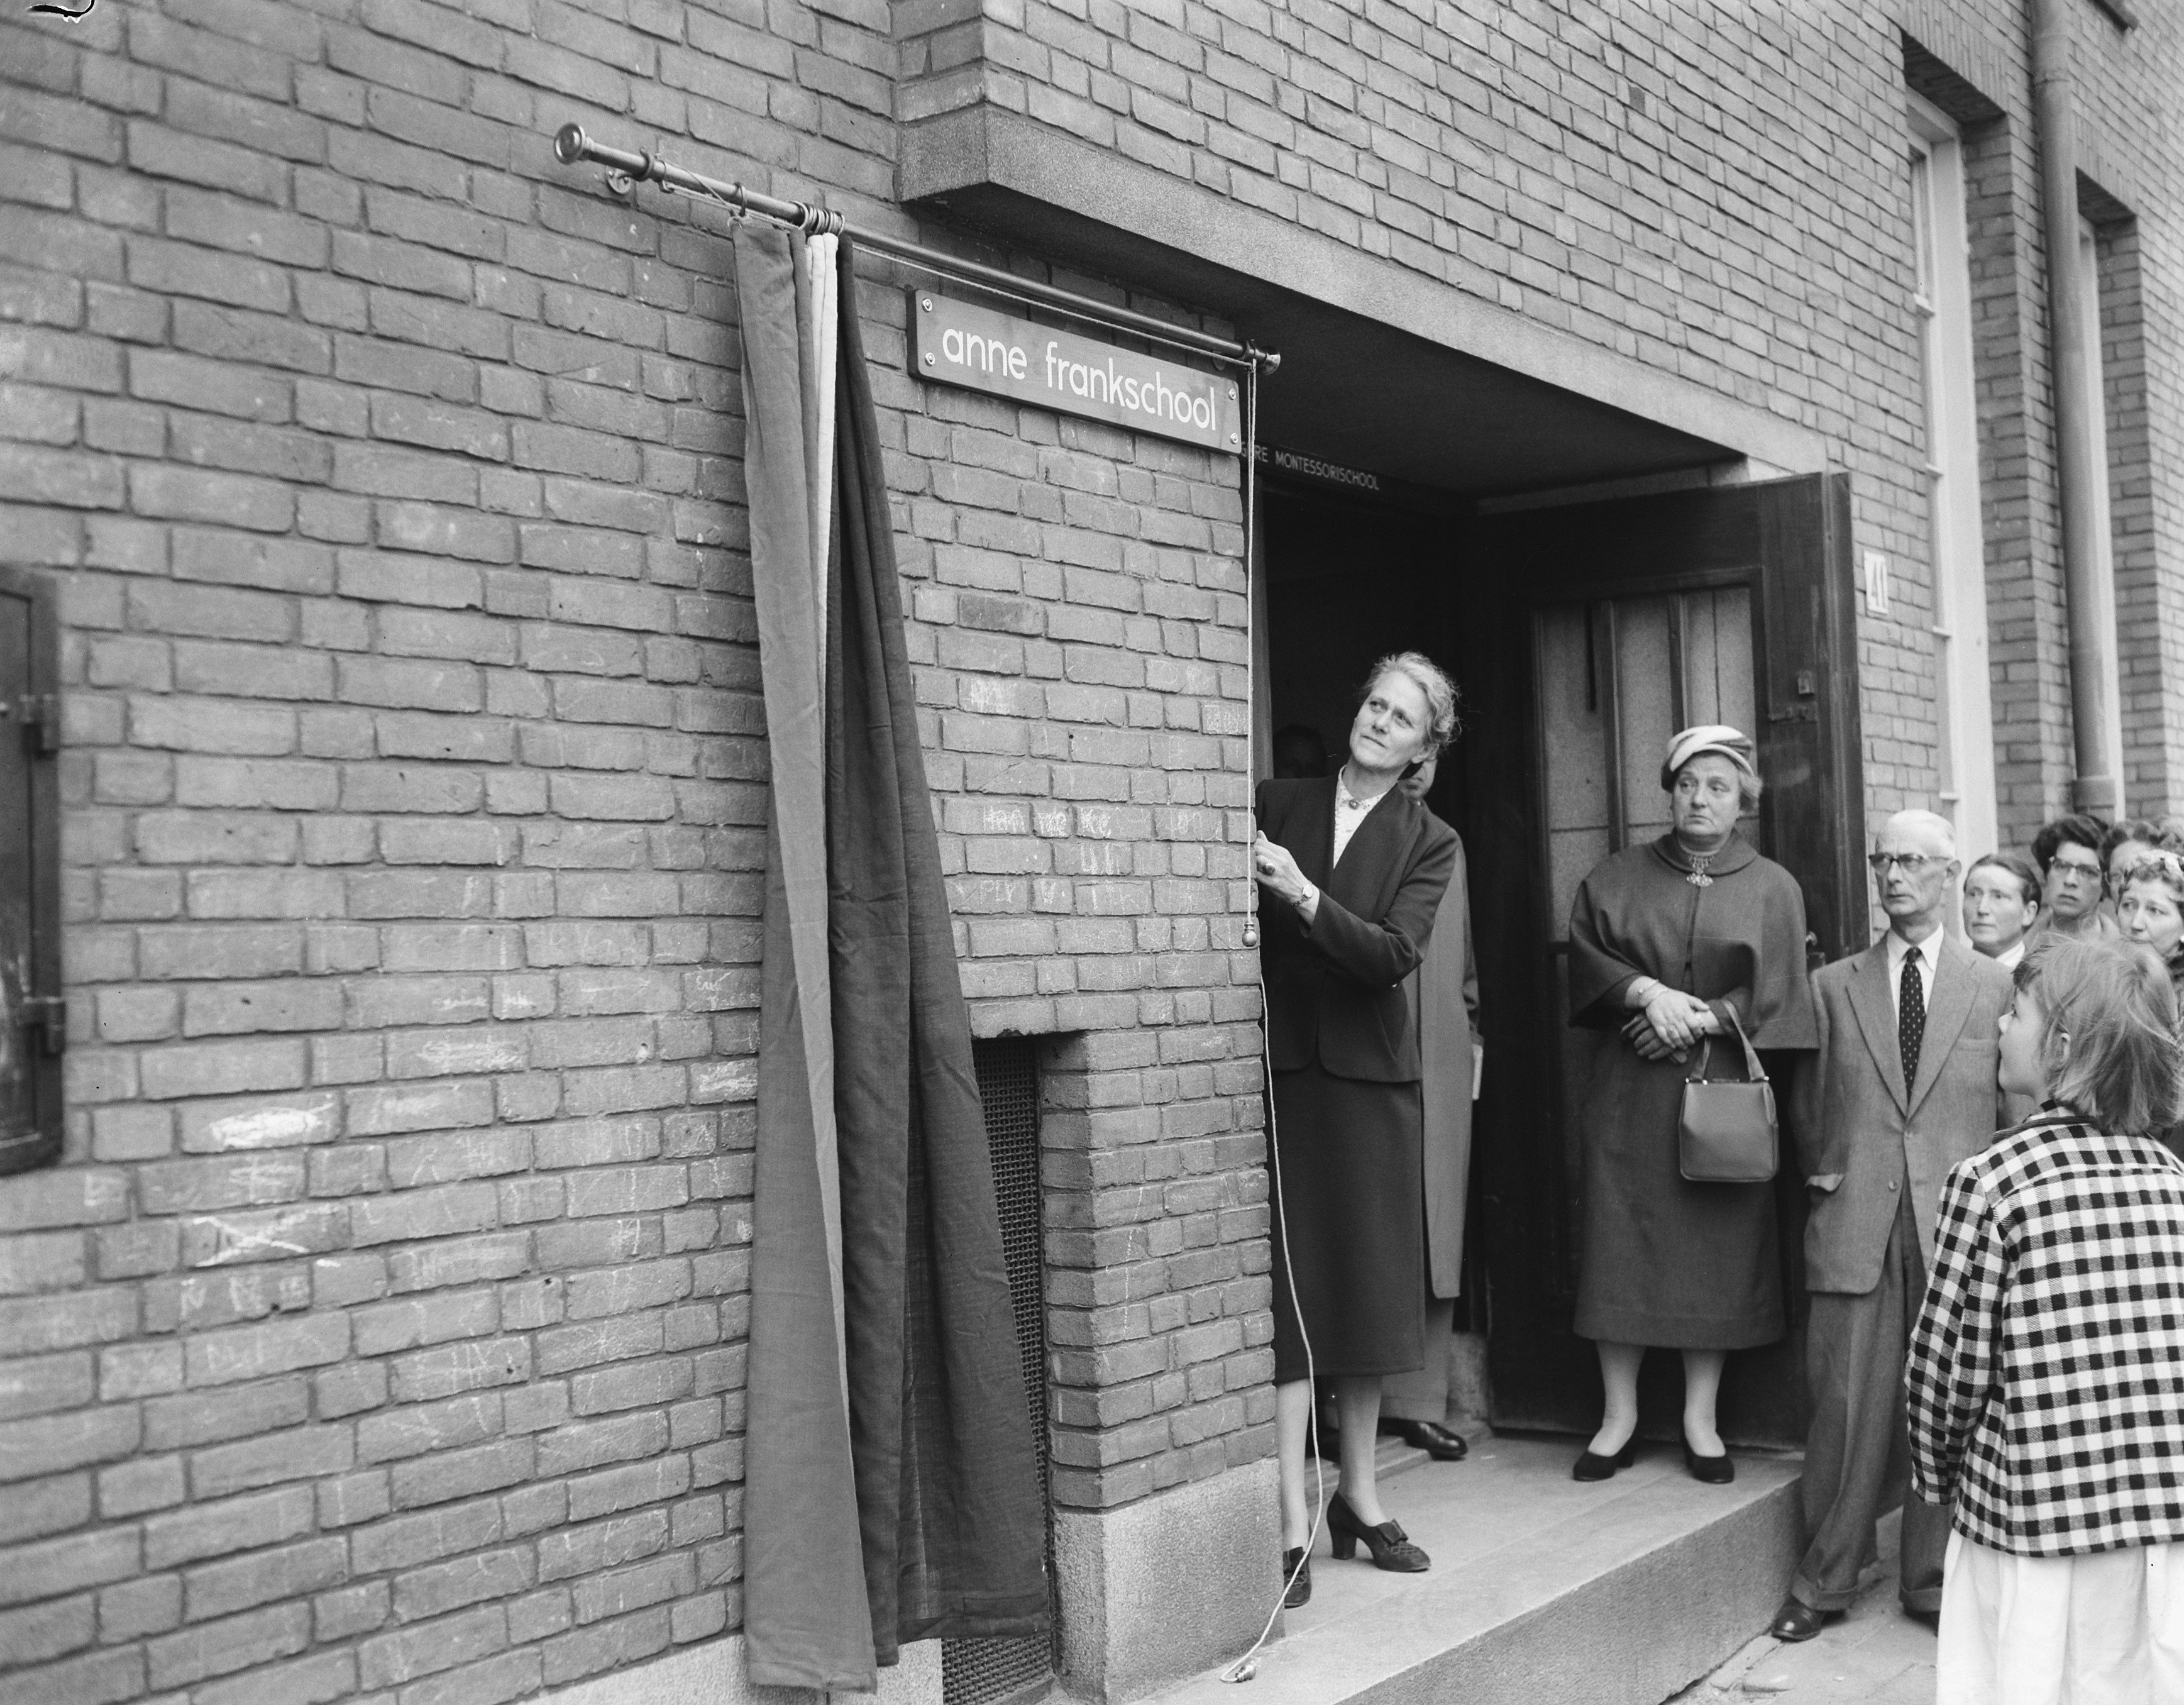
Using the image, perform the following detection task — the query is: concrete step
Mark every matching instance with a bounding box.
[1144,1431,1804,1705]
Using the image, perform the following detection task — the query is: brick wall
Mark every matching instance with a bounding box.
[878,353,1269,1509]
[899,0,2184,849]
[0,0,1271,1694]
[8,0,2184,1700]
[0,0,860,1698]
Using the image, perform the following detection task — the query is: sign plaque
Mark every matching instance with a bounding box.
[910,292,1237,453]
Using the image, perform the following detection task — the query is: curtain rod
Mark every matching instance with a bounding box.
[552,124,1279,373]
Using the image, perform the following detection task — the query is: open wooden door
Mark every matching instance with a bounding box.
[1451,474,1863,1447]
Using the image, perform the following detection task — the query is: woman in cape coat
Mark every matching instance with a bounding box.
[1565,725,1817,1484]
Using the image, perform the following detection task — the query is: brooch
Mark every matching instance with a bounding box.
[1685,853,1715,888]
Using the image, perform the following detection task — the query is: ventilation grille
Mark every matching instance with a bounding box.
[941,1037,1055,1705]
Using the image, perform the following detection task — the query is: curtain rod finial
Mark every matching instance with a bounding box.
[554,123,588,165]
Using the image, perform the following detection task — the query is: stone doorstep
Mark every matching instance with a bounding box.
[1142,1430,1806,1705]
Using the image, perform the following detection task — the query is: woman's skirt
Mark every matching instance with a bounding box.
[1939,1530,2184,1705]
[1570,1030,1784,1350]
[1268,1061,1424,1384]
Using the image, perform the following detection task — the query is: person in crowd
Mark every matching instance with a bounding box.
[1565,726,1817,1486]
[1271,722,1330,781]
[2102,817,2164,910]
[1769,810,2013,1643]
[2115,848,2184,1158]
[1375,749,1481,1464]
[1253,653,1461,1608]
[2031,813,2120,940]
[1907,936,2184,1705]
[1961,852,2042,970]
[2118,849,2184,995]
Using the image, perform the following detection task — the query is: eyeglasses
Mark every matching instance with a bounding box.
[1868,852,1942,875]
[2049,859,2104,884]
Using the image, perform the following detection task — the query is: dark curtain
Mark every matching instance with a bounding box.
[737,224,870,1692]
[827,237,1051,1658]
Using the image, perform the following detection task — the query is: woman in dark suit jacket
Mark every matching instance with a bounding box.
[1253,651,1460,1605]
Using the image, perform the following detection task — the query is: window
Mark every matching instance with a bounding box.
[1906,94,1998,858]
[0,566,63,1174]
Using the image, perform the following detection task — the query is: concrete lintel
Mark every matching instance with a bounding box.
[900,107,1831,478]
[1053,1459,1282,1705]
[541,1632,941,1705]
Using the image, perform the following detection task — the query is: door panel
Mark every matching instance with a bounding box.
[1460,475,1861,1448]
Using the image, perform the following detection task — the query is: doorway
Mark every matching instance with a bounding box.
[1259,471,1864,1449]
[1259,472,1486,1328]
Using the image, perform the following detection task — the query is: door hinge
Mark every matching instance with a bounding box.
[17,693,58,754]
[19,995,66,1056]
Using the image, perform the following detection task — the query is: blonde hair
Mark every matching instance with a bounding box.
[2016,937,2184,1135]
[1360,652,1461,756]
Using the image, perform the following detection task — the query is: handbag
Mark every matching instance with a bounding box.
[1677,1007,1777,1183]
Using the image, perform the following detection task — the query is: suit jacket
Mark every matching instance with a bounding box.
[1407,837,1477,1296]
[1797,932,2012,1294]
[1257,775,1459,1083]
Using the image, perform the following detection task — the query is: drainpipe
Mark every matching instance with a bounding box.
[2030,0,2120,815]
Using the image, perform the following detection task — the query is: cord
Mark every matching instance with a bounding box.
[1219,357,1325,1687]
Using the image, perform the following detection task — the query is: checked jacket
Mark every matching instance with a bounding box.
[1906,1108,2184,1555]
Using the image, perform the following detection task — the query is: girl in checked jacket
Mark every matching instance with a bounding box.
[1906,935,2184,1704]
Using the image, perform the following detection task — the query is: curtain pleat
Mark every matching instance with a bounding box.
[827,239,1050,1656]
[736,224,871,1692]
[736,228,1050,1691]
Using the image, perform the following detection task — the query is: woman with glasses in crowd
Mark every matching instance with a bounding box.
[2031,814,2121,941]
[1907,935,2184,1704]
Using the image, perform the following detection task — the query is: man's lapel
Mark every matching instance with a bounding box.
[1846,941,1908,1112]
[1907,934,1978,1116]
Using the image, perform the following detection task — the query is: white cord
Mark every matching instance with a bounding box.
[1221,361,1324,1686]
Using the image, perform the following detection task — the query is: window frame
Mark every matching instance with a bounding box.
[0,564,64,1175]
[1905,92,1999,861]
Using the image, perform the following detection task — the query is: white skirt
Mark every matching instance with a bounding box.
[1939,1530,2184,1705]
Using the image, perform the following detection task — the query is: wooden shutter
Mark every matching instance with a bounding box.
[0,566,63,1174]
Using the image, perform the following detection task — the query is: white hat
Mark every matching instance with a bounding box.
[1660,724,1756,790]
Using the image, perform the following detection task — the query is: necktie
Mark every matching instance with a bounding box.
[1899,951,1926,1094]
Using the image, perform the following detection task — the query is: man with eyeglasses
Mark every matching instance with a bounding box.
[1771,810,2012,1645]
[2031,812,2122,941]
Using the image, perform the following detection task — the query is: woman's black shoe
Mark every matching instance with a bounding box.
[1281,1546,1311,1608]
[1683,1440,1735,1484]
[1326,1491,1430,1571]
[1570,1438,1638,1481]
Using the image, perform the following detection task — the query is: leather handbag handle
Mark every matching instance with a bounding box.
[1685,1007,1767,1085]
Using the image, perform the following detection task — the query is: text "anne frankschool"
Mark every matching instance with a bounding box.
[936,327,1223,433]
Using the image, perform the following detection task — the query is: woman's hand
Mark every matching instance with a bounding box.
[1627,983,1716,1056]
[1254,832,1318,923]
[1623,1014,1687,1064]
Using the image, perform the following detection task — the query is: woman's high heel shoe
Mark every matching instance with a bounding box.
[1326,1491,1430,1572]
[1570,1437,1638,1481]
[1281,1546,1311,1608]
[1683,1440,1735,1484]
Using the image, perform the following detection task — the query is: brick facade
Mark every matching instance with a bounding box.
[3,1,2183,1702]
